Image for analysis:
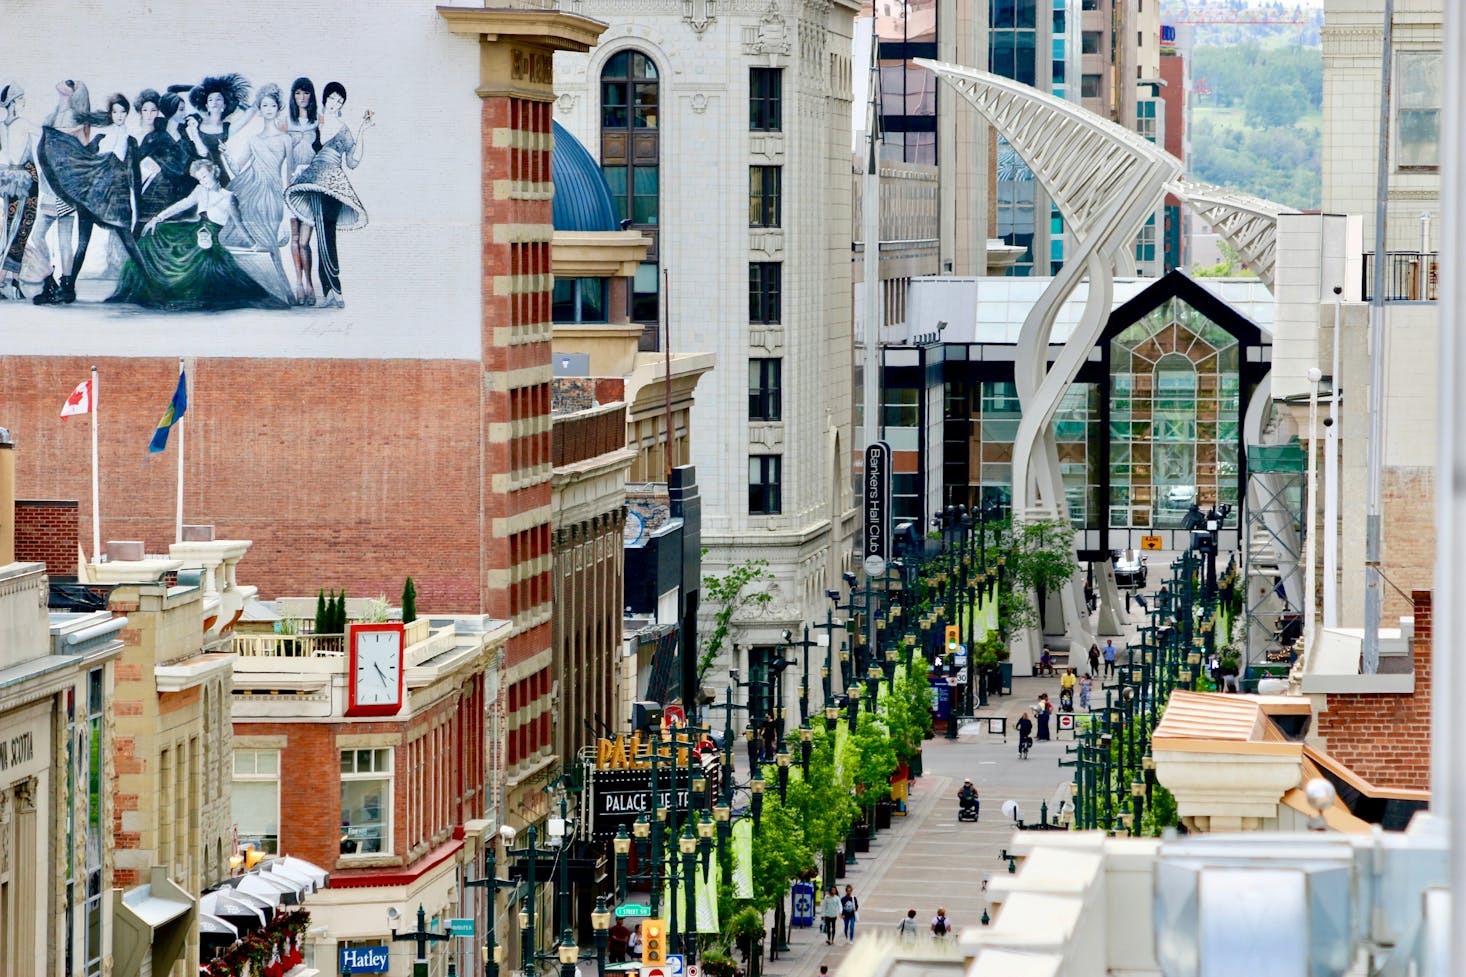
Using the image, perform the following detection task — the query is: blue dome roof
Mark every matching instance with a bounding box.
[552,122,621,233]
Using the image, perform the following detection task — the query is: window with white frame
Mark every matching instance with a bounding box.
[340,748,393,856]
[231,750,280,854]
[1397,51,1442,170]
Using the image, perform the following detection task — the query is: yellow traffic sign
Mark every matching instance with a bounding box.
[1140,535,1163,551]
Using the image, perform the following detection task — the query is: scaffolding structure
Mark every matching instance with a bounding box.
[1243,443,1306,667]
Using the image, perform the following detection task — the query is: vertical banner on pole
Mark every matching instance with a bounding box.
[731,819,754,899]
[862,441,892,577]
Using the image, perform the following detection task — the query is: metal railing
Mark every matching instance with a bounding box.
[233,633,346,657]
[1362,250,1438,301]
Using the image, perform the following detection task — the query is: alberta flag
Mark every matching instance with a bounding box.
[149,371,188,453]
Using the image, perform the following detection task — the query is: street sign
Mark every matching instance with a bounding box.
[863,555,887,576]
[447,918,474,937]
[641,968,666,977]
[339,946,390,974]
[685,966,700,977]
[615,903,651,918]
[1057,714,1075,732]
[955,666,968,683]
[1140,534,1163,551]
[666,954,685,977]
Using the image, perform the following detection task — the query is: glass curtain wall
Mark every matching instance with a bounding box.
[1108,298,1241,529]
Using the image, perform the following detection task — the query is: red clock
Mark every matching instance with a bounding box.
[346,623,405,716]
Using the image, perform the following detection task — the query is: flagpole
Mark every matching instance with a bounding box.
[90,365,100,562]
[175,358,185,544]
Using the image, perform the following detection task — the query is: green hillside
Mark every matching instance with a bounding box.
[1188,43,1322,209]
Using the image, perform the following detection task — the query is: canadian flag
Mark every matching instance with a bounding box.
[60,379,92,418]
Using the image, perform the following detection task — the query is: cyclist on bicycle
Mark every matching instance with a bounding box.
[1015,711,1034,758]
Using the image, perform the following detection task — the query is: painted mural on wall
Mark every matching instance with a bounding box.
[0,75,374,312]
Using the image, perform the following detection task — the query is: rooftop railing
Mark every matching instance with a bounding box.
[1362,251,1438,301]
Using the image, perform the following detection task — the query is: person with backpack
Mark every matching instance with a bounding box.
[1015,711,1034,758]
[896,909,919,942]
[820,885,842,944]
[931,907,953,939]
[840,884,860,941]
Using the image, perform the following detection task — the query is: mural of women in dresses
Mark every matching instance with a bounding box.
[36,88,145,303]
[30,80,104,304]
[220,83,291,298]
[0,83,39,301]
[135,88,203,228]
[186,74,251,186]
[284,82,372,310]
[111,159,286,311]
[285,77,320,305]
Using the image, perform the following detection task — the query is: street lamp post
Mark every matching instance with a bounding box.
[464,846,513,977]
[558,930,579,977]
[390,904,451,977]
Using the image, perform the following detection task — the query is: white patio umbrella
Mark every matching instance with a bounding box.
[235,874,287,907]
[277,854,329,889]
[265,861,318,894]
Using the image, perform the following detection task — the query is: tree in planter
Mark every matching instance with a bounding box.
[697,558,775,684]
[401,576,417,623]
[314,589,328,635]
[749,789,813,911]
[878,666,933,765]
[781,724,857,877]
[844,713,898,806]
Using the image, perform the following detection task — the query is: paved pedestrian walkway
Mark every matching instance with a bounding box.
[761,602,1151,977]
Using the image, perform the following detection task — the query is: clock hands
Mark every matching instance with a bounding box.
[374,662,390,686]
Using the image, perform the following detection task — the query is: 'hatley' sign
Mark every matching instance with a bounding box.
[863,441,892,576]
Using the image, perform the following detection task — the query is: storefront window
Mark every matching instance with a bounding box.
[340,748,393,856]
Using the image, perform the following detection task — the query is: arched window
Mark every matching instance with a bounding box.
[600,50,661,326]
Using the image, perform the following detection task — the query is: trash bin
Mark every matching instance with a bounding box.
[875,801,893,830]
[999,661,1014,694]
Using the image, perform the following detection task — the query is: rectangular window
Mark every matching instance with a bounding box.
[749,166,782,227]
[601,164,628,222]
[748,455,782,515]
[553,278,609,324]
[750,68,783,131]
[231,750,280,854]
[632,262,659,323]
[1081,31,1101,54]
[1397,51,1442,169]
[632,166,659,225]
[83,669,103,977]
[340,748,393,856]
[748,262,782,324]
[1081,74,1101,98]
[748,358,783,421]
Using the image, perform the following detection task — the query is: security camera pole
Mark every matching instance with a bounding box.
[390,904,452,977]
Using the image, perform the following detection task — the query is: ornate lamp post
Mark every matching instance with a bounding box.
[799,723,813,778]
[464,845,512,977]
[679,824,698,960]
[557,930,579,977]
[389,905,451,977]
[775,740,793,801]
[591,897,611,977]
[613,826,631,902]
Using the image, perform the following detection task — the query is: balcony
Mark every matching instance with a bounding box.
[1361,251,1438,301]
[233,616,434,659]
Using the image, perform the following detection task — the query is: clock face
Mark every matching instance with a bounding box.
[353,631,402,707]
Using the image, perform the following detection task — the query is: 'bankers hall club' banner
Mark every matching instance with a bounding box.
[589,769,693,840]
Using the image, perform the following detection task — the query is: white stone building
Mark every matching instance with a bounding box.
[554,0,861,688]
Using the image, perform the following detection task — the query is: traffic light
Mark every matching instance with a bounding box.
[945,625,960,654]
[642,919,667,965]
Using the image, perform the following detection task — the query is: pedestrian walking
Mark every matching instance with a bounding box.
[1034,694,1053,741]
[931,907,953,940]
[1103,639,1118,677]
[820,886,842,944]
[841,884,859,941]
[1079,673,1093,711]
[897,909,920,942]
[1059,667,1077,711]
[608,919,631,963]
[627,923,642,959]
[1088,643,1101,677]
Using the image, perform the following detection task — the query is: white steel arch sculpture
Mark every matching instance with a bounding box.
[1168,180,1286,291]
[917,60,1183,667]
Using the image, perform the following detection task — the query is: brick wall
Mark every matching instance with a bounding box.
[1315,590,1432,789]
[15,499,78,574]
[0,358,481,608]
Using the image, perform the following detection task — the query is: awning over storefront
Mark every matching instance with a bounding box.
[113,867,195,977]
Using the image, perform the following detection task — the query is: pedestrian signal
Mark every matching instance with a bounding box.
[945,625,960,652]
[642,919,667,965]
